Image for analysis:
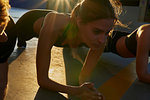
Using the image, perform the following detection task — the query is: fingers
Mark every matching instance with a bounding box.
[80,82,105,100]
[88,94,104,100]
[90,90,104,100]
[84,86,104,100]
[86,82,94,89]
[85,93,104,100]
[83,82,98,93]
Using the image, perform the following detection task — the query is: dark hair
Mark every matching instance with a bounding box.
[71,0,122,24]
[0,0,10,29]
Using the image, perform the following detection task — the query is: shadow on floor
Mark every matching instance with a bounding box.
[8,47,25,64]
[34,87,69,100]
[62,47,150,100]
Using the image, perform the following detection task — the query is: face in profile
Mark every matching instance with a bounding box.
[77,18,115,49]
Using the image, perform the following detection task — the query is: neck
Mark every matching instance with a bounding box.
[72,34,81,48]
[65,20,81,48]
[65,33,81,48]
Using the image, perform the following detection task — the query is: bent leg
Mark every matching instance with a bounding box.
[16,9,52,48]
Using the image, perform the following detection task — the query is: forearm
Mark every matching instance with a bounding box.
[81,48,104,74]
[36,50,79,96]
[38,77,79,95]
[80,48,104,84]
[36,50,103,99]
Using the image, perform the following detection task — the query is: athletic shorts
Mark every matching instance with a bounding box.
[0,17,16,63]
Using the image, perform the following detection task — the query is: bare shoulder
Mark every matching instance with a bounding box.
[39,12,70,45]
[137,24,150,51]
[44,12,70,34]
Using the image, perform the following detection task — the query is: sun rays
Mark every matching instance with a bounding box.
[47,0,81,12]
[47,0,72,12]
[30,0,82,12]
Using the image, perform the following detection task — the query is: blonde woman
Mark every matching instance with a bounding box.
[0,0,16,99]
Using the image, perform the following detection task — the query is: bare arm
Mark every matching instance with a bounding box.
[36,13,76,93]
[36,13,103,100]
[136,25,150,83]
[79,43,105,84]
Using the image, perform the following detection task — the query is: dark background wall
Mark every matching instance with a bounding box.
[120,0,140,6]
[10,0,47,9]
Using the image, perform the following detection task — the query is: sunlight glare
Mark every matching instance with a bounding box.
[33,0,47,8]
[48,0,72,12]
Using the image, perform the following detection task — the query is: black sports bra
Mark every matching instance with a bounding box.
[54,21,88,48]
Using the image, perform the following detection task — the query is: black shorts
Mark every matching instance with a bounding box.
[0,17,16,63]
[104,31,130,55]
[16,9,52,41]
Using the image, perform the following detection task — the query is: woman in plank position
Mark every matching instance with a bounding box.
[16,0,122,99]
[104,24,150,83]
[78,24,150,84]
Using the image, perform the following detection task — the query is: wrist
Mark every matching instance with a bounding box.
[79,72,91,84]
[66,85,80,96]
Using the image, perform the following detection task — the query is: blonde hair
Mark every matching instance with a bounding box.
[0,0,10,29]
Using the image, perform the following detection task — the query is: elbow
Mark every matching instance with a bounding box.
[37,79,44,87]
[137,74,145,81]
[37,76,49,88]
[137,72,149,82]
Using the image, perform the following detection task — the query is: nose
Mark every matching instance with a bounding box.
[98,34,107,44]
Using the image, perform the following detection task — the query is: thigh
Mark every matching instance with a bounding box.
[16,9,52,41]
